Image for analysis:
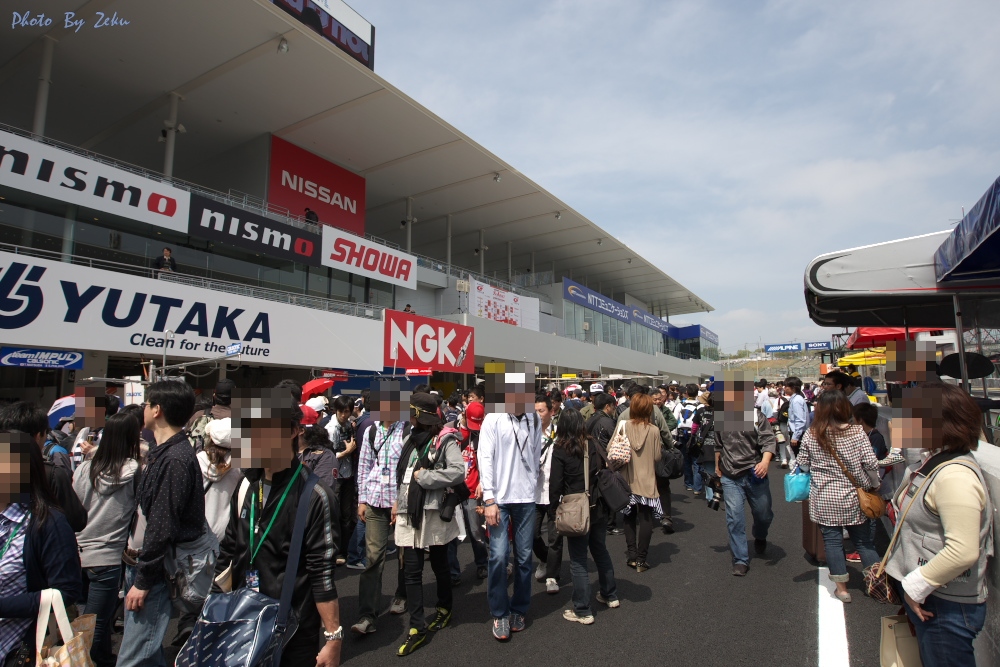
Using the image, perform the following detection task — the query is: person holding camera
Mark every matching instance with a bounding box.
[325,395,359,565]
[712,376,777,577]
[392,393,465,656]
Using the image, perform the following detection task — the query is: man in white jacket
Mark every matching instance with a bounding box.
[477,364,541,642]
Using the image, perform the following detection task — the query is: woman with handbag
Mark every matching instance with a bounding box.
[882,382,994,666]
[0,430,82,667]
[549,408,619,625]
[620,393,662,573]
[71,412,140,667]
[796,390,880,602]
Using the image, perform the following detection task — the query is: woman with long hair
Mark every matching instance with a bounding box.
[549,408,619,624]
[884,382,994,665]
[0,430,82,665]
[621,393,662,572]
[72,411,140,667]
[796,390,879,602]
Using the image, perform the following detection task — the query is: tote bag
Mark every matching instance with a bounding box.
[35,589,95,667]
[606,421,631,467]
[783,466,811,503]
[880,615,921,667]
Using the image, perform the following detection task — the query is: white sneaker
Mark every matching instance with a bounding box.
[534,563,546,582]
[596,593,620,608]
[546,578,559,594]
[389,597,406,615]
[562,609,594,625]
[780,460,789,469]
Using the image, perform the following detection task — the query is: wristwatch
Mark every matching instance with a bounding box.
[323,626,344,642]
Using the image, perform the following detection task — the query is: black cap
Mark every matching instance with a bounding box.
[215,379,235,398]
[410,392,442,427]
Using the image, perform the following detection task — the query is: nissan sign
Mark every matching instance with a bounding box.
[384,310,474,374]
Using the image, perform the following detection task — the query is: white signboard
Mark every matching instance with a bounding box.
[470,278,540,331]
[0,129,190,233]
[320,226,417,290]
[0,251,383,370]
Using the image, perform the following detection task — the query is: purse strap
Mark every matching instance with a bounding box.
[875,460,975,577]
[35,589,75,656]
[827,439,864,490]
[276,471,319,633]
[584,443,590,496]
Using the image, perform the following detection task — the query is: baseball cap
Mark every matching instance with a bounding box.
[214,379,235,398]
[465,401,485,431]
[206,418,232,448]
[305,396,328,413]
[589,383,604,394]
[300,405,319,426]
[669,380,680,386]
[410,392,442,427]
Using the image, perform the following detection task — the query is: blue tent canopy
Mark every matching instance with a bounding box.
[935,175,1000,282]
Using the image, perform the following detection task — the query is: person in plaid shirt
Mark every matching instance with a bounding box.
[351,381,410,637]
[796,390,880,603]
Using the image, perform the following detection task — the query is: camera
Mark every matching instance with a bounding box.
[334,421,355,453]
[699,470,724,511]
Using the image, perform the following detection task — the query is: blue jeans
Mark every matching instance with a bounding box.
[565,505,617,617]
[899,589,987,666]
[721,472,774,566]
[83,565,122,667]
[487,502,534,619]
[117,565,172,667]
[679,432,703,491]
[347,519,366,566]
[819,523,880,582]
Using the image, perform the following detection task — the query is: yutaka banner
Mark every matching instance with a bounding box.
[384,310,474,374]
[0,251,384,370]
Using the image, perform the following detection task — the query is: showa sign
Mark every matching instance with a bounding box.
[384,310,475,374]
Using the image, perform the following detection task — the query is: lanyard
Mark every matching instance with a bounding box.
[249,462,303,566]
[374,423,395,464]
[0,520,24,561]
[508,415,533,473]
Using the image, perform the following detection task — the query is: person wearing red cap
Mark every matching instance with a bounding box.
[447,402,488,581]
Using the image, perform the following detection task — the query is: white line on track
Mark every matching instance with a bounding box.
[817,567,851,667]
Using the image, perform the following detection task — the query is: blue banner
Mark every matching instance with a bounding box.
[805,341,832,351]
[628,306,671,334]
[563,278,630,323]
[0,347,84,369]
[764,343,803,353]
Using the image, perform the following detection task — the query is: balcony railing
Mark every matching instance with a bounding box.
[0,243,384,321]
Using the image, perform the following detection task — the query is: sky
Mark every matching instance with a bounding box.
[349,0,1000,353]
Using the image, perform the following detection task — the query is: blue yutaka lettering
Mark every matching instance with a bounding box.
[0,262,46,329]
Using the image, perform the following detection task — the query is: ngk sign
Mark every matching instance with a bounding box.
[384,310,474,374]
[0,129,190,233]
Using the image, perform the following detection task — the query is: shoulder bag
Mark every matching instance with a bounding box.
[829,444,885,519]
[34,589,96,667]
[555,446,591,537]
[176,472,319,667]
[656,444,683,480]
[594,438,631,513]
[606,421,632,467]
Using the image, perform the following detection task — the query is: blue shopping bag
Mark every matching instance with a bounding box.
[784,466,811,503]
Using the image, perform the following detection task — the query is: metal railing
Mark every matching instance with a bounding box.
[0,243,384,321]
[0,122,552,304]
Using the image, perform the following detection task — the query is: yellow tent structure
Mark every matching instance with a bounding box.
[837,348,886,367]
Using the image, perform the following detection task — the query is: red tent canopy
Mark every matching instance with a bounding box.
[846,327,950,350]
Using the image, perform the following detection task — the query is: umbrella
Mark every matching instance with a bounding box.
[846,327,950,350]
[837,349,886,367]
[301,378,335,402]
[47,395,75,429]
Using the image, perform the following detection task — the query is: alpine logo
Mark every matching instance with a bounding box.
[0,129,191,233]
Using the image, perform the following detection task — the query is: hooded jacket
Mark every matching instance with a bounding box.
[197,451,241,544]
[713,411,777,478]
[72,459,139,567]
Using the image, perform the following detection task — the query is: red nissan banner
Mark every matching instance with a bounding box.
[267,136,366,236]
[384,310,475,374]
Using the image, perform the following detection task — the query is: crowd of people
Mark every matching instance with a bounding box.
[0,364,993,667]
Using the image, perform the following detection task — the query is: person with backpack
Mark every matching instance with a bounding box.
[185,379,234,451]
[351,387,410,637]
[298,420,340,489]
[392,392,465,656]
[212,386,343,667]
[71,411,140,667]
[0,402,88,533]
[532,393,563,595]
[673,384,705,496]
[325,394,359,566]
[549,408,619,624]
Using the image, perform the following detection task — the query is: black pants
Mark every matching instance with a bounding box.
[656,477,672,519]
[336,478,357,559]
[403,545,451,632]
[624,505,654,562]
[532,504,563,581]
[280,631,320,667]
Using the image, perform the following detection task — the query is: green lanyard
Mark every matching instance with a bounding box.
[0,521,24,561]
[249,462,303,566]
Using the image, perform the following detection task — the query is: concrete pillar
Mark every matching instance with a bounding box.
[530,251,535,276]
[445,214,452,274]
[479,229,485,275]
[163,93,181,178]
[32,36,56,136]
[507,241,512,282]
[551,261,556,283]
[405,197,413,252]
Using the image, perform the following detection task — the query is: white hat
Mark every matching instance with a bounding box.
[669,380,680,386]
[590,383,604,393]
[305,396,328,413]
[206,418,232,448]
